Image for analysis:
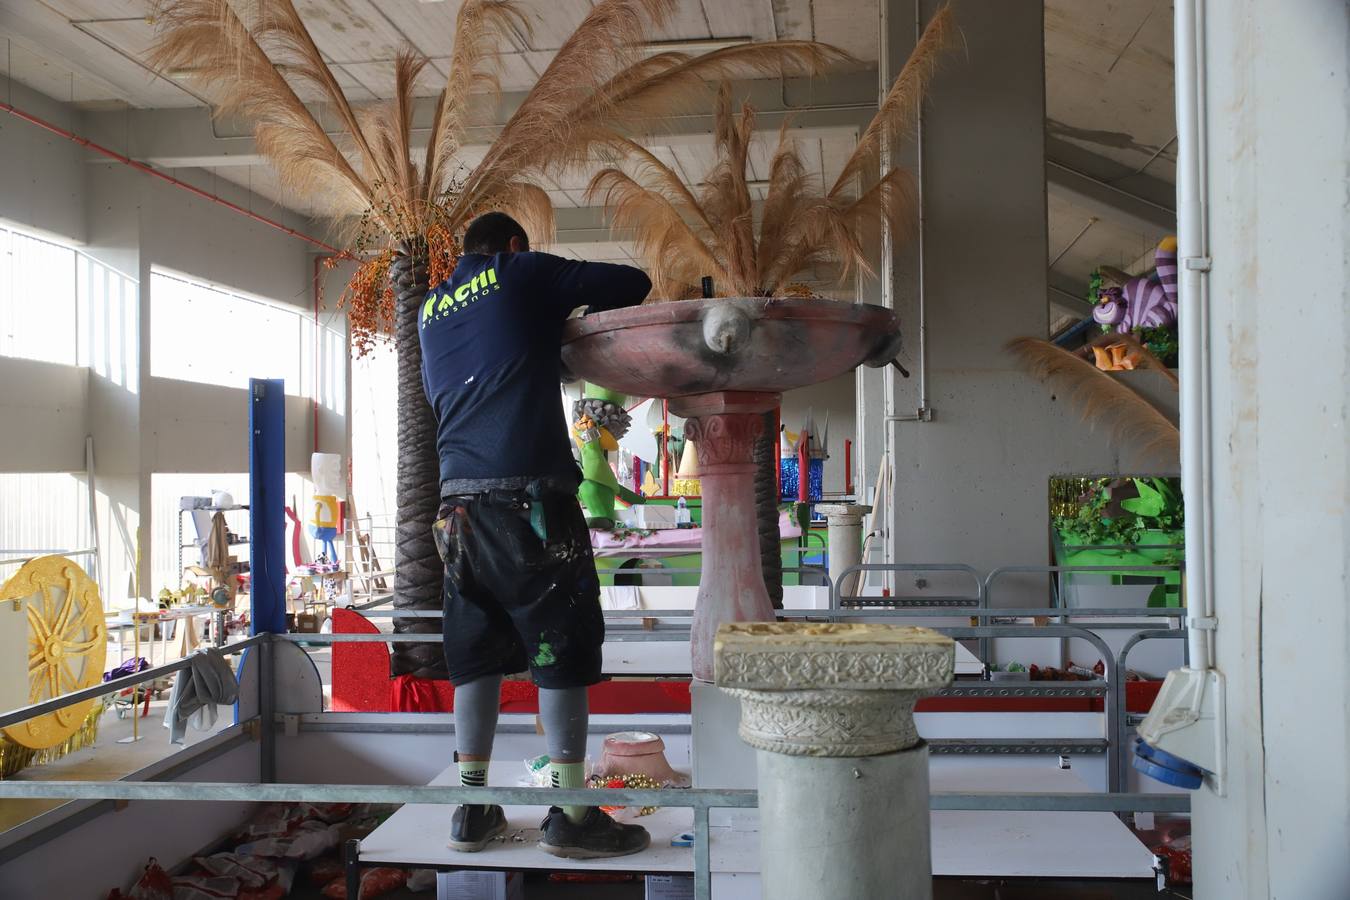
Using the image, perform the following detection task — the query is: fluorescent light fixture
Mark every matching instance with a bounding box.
[641,37,754,55]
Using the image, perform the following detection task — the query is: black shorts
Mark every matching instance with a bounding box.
[434,491,604,689]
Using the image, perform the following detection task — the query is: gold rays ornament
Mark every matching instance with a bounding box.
[2,556,107,750]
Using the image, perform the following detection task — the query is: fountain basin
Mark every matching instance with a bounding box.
[560,297,900,397]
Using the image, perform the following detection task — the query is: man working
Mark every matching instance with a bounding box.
[419,211,653,859]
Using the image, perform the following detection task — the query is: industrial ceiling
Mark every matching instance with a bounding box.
[0,0,1176,319]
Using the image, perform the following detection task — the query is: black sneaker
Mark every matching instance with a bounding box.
[538,806,651,860]
[448,804,507,852]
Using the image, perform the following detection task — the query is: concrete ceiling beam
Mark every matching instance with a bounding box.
[1045,138,1177,235]
[1047,272,1096,318]
[79,72,878,171]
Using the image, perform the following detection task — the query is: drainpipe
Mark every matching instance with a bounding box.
[1175,0,1215,672]
[1133,0,1225,794]
[884,0,933,424]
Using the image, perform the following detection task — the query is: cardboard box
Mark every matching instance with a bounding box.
[295,612,324,633]
[645,875,695,900]
[436,870,524,900]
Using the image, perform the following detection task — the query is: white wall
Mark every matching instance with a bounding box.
[1191,4,1349,898]
[0,96,346,599]
[0,77,85,243]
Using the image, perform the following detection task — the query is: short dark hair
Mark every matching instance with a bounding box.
[462,212,528,255]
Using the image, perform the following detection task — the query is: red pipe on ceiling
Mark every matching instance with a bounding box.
[0,100,345,256]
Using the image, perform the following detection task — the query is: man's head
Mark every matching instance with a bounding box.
[462,211,529,255]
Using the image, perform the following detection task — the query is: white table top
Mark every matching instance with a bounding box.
[357,760,1155,879]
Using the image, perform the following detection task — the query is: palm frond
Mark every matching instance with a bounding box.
[148,0,369,208]
[479,181,557,247]
[830,4,955,199]
[360,50,429,233]
[449,0,676,222]
[250,0,391,193]
[1007,337,1180,458]
[600,40,854,120]
[426,0,531,197]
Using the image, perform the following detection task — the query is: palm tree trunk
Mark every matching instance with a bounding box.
[754,409,784,609]
[388,238,447,679]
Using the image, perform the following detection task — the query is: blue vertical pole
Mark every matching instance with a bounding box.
[249,378,287,634]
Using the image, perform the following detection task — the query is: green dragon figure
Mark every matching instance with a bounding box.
[572,384,645,530]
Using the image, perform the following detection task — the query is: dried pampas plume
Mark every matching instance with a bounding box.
[586,4,956,298]
[1007,337,1180,459]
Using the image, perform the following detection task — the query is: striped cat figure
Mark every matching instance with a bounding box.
[1093,236,1178,333]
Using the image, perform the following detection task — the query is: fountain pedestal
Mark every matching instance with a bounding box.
[668,391,780,681]
[715,622,954,900]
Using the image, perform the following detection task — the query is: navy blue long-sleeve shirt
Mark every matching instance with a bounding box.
[419,251,651,494]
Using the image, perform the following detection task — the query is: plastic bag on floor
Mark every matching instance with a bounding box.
[405,869,437,892]
[192,853,276,889]
[169,873,240,899]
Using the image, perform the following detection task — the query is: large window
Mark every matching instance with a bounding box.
[78,253,139,391]
[0,221,139,387]
[150,270,327,397]
[0,225,78,365]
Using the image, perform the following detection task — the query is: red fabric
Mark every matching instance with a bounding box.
[499,680,539,709]
[321,867,406,899]
[331,608,391,713]
[127,860,173,900]
[389,674,453,712]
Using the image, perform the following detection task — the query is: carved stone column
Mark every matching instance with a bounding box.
[670,391,780,681]
[715,622,954,900]
[816,503,872,601]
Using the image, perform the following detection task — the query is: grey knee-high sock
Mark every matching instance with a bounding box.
[454,674,502,760]
[539,686,589,761]
[540,687,590,822]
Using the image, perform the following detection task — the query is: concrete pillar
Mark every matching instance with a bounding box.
[715,622,954,900]
[1187,2,1350,896]
[816,503,872,600]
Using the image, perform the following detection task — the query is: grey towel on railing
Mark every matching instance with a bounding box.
[165,649,239,743]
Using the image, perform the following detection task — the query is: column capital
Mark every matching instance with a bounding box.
[715,623,953,757]
[815,503,873,526]
[684,413,764,470]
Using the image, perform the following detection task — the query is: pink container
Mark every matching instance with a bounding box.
[593,731,689,787]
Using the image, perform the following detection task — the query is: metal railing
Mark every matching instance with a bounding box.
[832,563,984,608]
[0,547,98,568]
[0,623,1190,898]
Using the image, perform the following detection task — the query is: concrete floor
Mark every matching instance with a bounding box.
[0,692,234,832]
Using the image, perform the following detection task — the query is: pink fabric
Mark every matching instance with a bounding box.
[591,511,801,558]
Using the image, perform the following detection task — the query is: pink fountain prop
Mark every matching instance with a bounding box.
[562,297,901,681]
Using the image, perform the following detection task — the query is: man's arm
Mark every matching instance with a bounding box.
[526,252,652,317]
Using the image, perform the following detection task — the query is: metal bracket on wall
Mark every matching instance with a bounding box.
[887,407,934,422]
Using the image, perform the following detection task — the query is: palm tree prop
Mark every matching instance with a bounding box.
[149,0,846,678]
[584,5,953,603]
[1007,334,1180,460]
